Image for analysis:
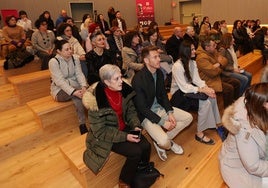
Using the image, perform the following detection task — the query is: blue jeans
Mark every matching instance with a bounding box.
[228,71,252,96]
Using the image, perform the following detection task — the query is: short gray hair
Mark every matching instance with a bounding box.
[99,64,121,82]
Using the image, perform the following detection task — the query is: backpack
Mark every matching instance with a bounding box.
[131,162,164,188]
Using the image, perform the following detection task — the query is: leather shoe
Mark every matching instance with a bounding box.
[195,134,215,145]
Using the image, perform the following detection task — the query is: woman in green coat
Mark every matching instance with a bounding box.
[82,64,151,187]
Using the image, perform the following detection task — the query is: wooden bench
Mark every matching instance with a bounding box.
[178,141,228,188]
[8,70,51,104]
[238,52,263,75]
[59,134,125,188]
[0,58,41,84]
[26,95,78,128]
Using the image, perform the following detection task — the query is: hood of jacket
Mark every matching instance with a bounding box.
[82,81,134,111]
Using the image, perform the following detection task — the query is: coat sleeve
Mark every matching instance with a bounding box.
[88,109,127,143]
[235,130,268,177]
[122,47,144,71]
[196,55,222,78]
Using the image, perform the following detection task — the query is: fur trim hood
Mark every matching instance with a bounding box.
[222,104,241,135]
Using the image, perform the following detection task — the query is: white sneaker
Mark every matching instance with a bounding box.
[171,140,184,155]
[153,141,167,161]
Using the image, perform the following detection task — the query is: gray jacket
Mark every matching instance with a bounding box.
[49,54,87,98]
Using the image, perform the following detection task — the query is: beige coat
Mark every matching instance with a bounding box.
[219,97,268,188]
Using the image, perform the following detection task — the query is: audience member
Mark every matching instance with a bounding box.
[196,36,240,108]
[107,6,116,27]
[148,21,165,43]
[170,41,224,144]
[132,46,193,161]
[121,31,143,81]
[85,31,115,85]
[219,83,268,188]
[49,39,88,135]
[1,15,32,58]
[165,27,184,62]
[17,10,33,39]
[261,65,268,82]
[55,9,68,28]
[107,26,124,68]
[31,18,55,70]
[191,16,200,36]
[79,17,93,48]
[82,64,151,188]
[96,14,110,36]
[142,28,173,82]
[200,16,211,31]
[63,16,82,44]
[57,23,87,76]
[218,33,252,96]
[220,20,228,35]
[80,13,91,31]
[183,26,199,50]
[133,23,146,43]
[39,11,55,32]
[112,11,127,34]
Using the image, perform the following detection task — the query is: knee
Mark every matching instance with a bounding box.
[156,134,171,149]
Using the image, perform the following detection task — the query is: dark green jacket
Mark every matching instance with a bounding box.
[82,82,140,173]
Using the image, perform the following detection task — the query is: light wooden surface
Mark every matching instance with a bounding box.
[0,83,19,112]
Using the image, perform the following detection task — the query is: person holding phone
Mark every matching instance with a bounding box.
[82,64,151,188]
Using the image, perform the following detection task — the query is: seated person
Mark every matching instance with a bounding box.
[85,31,115,85]
[57,23,87,77]
[17,10,33,39]
[132,46,193,161]
[107,26,124,69]
[122,31,144,81]
[63,16,82,44]
[142,28,173,81]
[82,64,151,188]
[219,83,268,188]
[49,40,88,135]
[2,15,32,58]
[170,41,225,144]
[218,33,252,96]
[196,35,240,108]
[31,18,55,70]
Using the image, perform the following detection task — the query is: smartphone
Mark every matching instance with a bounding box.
[129,130,141,139]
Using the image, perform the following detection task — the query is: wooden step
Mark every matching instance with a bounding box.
[59,134,125,188]
[0,106,40,149]
[0,84,19,112]
[178,141,227,188]
[8,70,51,104]
[0,58,41,84]
[26,96,78,128]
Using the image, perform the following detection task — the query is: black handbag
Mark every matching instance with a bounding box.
[131,162,163,188]
[184,92,208,100]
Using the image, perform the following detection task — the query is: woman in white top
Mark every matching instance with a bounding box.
[170,41,223,144]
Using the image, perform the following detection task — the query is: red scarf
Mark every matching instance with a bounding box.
[104,87,126,131]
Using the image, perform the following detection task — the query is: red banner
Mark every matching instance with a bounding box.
[136,0,155,27]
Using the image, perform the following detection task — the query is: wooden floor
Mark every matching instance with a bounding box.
[0,63,265,188]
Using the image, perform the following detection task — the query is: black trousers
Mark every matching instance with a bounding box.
[111,135,151,184]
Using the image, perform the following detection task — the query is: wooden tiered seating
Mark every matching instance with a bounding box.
[27,96,78,128]
[0,58,41,84]
[8,70,50,104]
[238,52,263,75]
[59,134,125,188]
[0,83,19,112]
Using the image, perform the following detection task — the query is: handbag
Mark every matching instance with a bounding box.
[3,49,34,70]
[184,92,208,100]
[131,162,164,188]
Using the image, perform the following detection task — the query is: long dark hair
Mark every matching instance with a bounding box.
[244,83,268,133]
[179,40,193,82]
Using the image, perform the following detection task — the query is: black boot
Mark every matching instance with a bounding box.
[79,124,88,135]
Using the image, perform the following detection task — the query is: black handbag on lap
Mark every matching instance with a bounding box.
[184,92,208,100]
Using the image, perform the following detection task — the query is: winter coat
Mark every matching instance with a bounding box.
[82,82,141,173]
[219,97,268,188]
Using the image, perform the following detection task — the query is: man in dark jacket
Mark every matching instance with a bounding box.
[165,27,184,61]
[132,46,193,161]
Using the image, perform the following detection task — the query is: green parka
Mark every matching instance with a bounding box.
[82,81,141,174]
